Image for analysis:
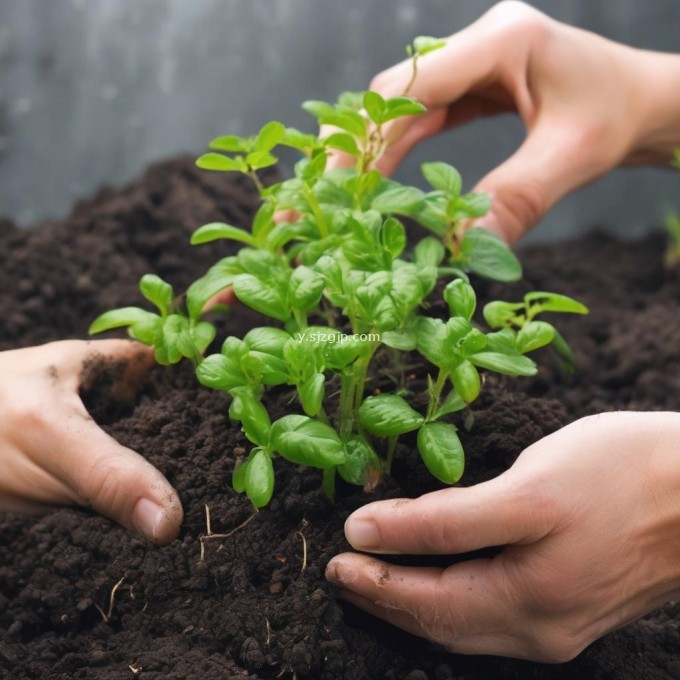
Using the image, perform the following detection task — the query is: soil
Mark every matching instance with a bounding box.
[1,158,680,679]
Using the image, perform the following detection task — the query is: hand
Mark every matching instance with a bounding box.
[0,340,183,544]
[326,412,680,662]
[328,1,680,242]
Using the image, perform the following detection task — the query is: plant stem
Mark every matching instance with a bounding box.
[404,54,420,96]
[322,466,336,501]
[248,170,265,196]
[426,367,449,420]
[385,435,398,474]
[302,184,328,238]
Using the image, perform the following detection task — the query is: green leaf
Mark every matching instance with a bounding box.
[444,279,476,321]
[482,300,525,328]
[245,449,275,508]
[338,436,382,488]
[421,162,462,196]
[551,327,576,369]
[432,390,466,419]
[138,274,173,317]
[381,96,427,122]
[252,202,276,243]
[246,151,277,170]
[371,185,424,214]
[254,121,285,152]
[210,135,249,153]
[414,236,446,267]
[192,321,216,355]
[270,415,345,467]
[129,315,163,345]
[301,99,334,119]
[381,217,407,259]
[358,394,424,437]
[471,352,537,377]
[459,228,522,282]
[451,360,480,403]
[243,327,290,358]
[196,153,246,172]
[323,132,361,157]
[318,111,366,139]
[232,457,248,493]
[156,314,186,365]
[233,273,290,321]
[290,265,325,312]
[381,329,417,351]
[229,391,271,447]
[363,90,386,124]
[460,328,487,355]
[281,127,320,152]
[89,307,159,335]
[524,292,588,315]
[516,321,556,354]
[195,353,246,391]
[417,422,464,484]
[190,222,256,247]
[298,372,325,417]
[415,317,447,366]
[412,36,447,56]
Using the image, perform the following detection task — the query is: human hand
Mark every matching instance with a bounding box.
[326,412,680,662]
[0,340,183,544]
[327,1,680,242]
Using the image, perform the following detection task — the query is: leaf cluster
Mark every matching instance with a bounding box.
[90,36,587,508]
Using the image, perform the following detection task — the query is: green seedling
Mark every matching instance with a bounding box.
[91,36,588,508]
[664,213,680,269]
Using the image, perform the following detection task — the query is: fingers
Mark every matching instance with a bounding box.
[326,553,530,657]
[52,404,183,544]
[343,472,556,555]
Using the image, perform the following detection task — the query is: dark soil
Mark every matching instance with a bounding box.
[1,158,680,679]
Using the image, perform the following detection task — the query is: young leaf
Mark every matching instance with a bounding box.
[89,307,159,336]
[516,320,556,354]
[482,300,525,328]
[195,353,246,391]
[417,422,464,484]
[232,273,290,321]
[252,202,276,243]
[323,132,361,157]
[432,389,467,420]
[471,352,537,377]
[381,329,417,351]
[422,162,462,196]
[210,135,249,153]
[381,217,407,259]
[301,99,334,119]
[196,153,246,172]
[363,90,386,124]
[139,274,173,317]
[280,127,320,153]
[524,291,589,315]
[245,449,275,508]
[444,279,476,321]
[290,266,325,312]
[243,327,290,357]
[254,121,285,152]
[459,228,522,282]
[358,394,424,437]
[371,185,424,214]
[338,436,382,488]
[190,223,257,247]
[451,360,480,403]
[246,151,278,170]
[318,111,367,139]
[414,236,446,267]
[270,415,345,467]
[232,457,248,493]
[412,36,447,56]
[229,391,271,447]
[298,372,325,417]
[381,97,427,122]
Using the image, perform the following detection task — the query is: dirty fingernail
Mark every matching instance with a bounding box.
[345,517,380,550]
[132,497,165,542]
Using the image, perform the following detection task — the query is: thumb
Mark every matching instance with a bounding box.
[471,122,610,244]
[53,408,183,544]
[344,471,554,555]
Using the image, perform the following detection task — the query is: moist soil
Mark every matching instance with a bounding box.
[1,158,680,680]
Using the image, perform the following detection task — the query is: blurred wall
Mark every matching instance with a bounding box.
[0,0,678,243]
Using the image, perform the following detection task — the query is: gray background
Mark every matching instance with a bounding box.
[0,0,678,242]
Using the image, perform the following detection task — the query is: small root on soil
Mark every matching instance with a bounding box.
[94,576,126,624]
[199,504,258,562]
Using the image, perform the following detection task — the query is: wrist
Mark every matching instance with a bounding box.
[626,50,680,165]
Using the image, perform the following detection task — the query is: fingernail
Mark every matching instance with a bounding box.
[345,517,380,550]
[325,559,344,586]
[132,497,165,542]
[325,557,358,586]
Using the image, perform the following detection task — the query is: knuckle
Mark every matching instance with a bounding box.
[75,454,129,510]
[491,179,546,237]
[487,1,551,38]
